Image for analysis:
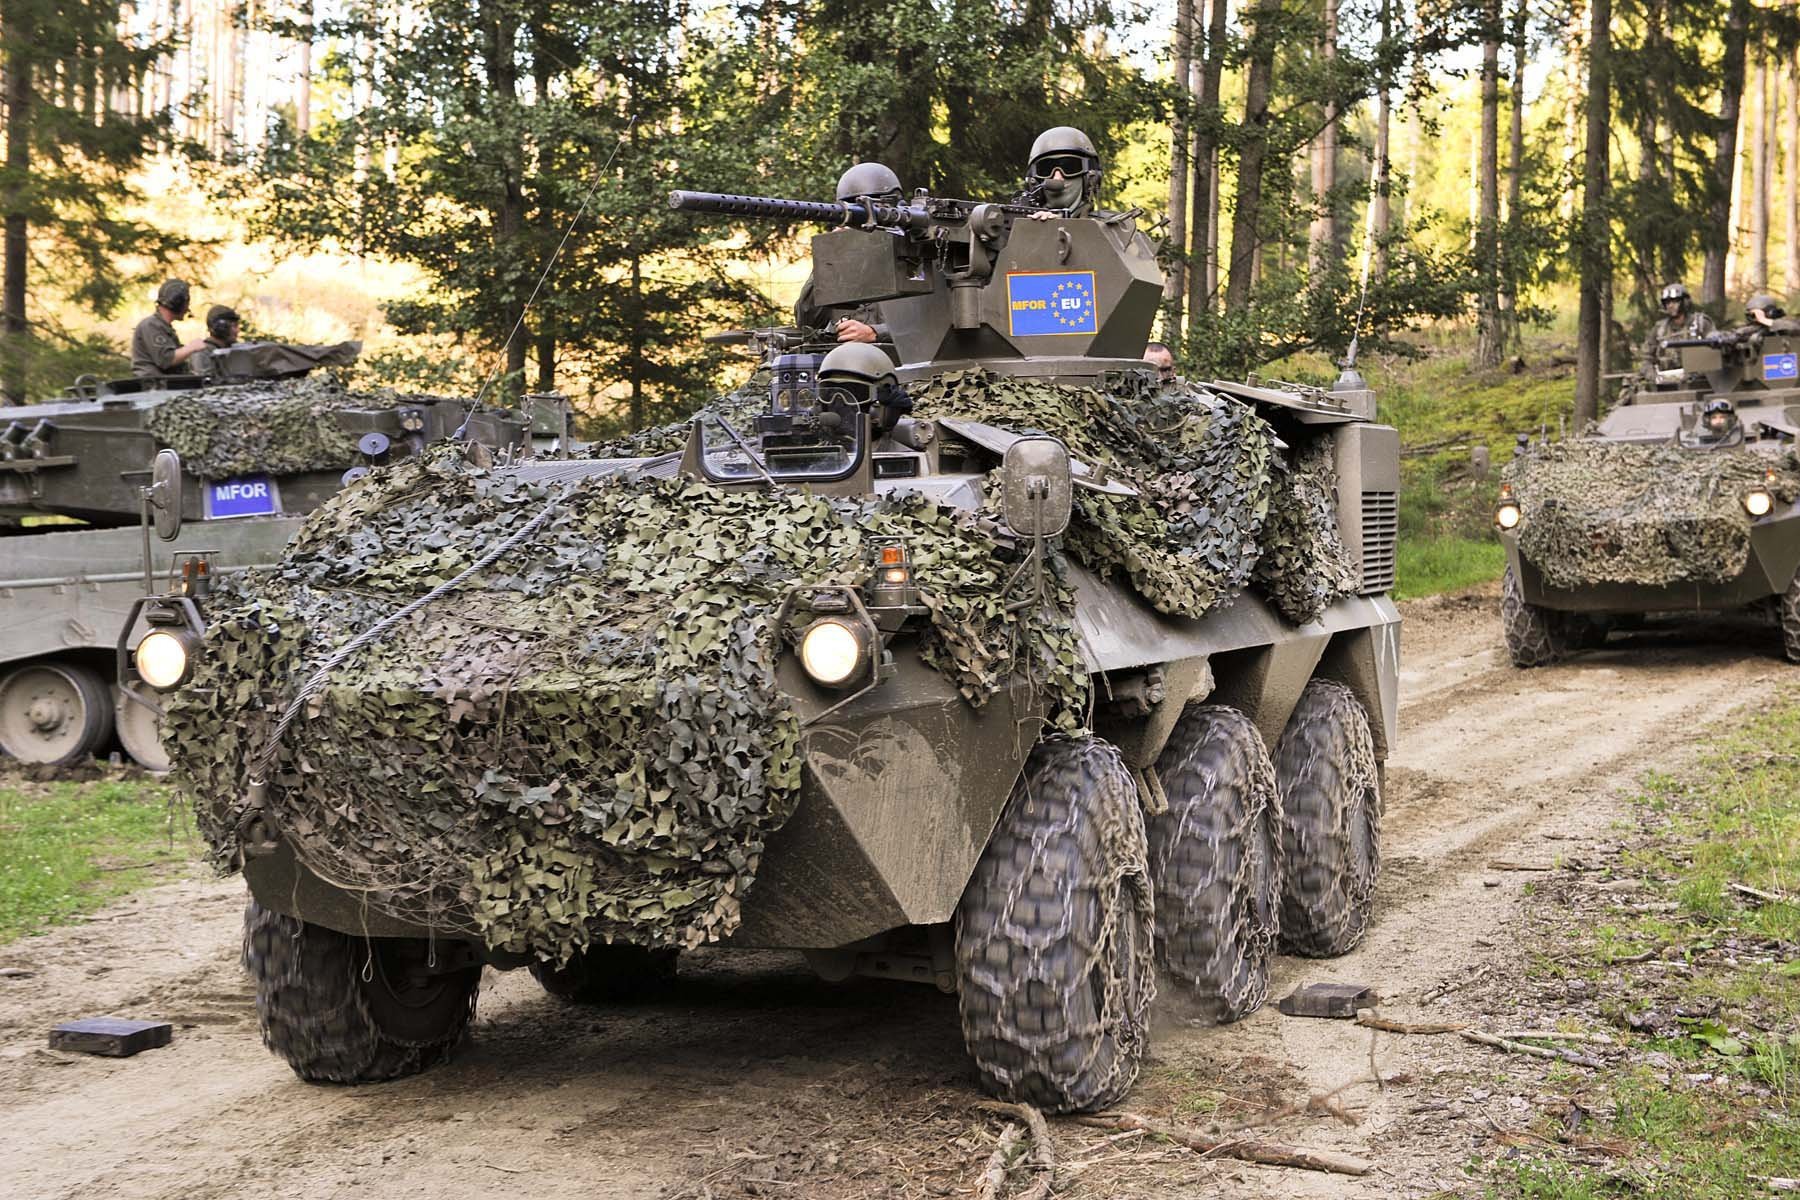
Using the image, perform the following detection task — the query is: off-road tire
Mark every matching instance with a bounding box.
[1274,681,1382,958]
[955,735,1155,1114]
[0,660,111,765]
[530,943,678,1003]
[242,901,481,1083]
[1501,565,1569,668]
[1782,570,1800,662]
[1149,705,1282,1023]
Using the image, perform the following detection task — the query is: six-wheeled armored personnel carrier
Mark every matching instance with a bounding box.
[0,351,539,768]
[1498,329,1800,666]
[158,174,1401,1113]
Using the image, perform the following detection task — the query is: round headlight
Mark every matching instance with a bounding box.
[134,629,194,690]
[1495,502,1522,530]
[799,619,870,688]
[1744,489,1774,517]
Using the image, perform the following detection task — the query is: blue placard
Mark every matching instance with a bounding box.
[1765,352,1798,381]
[1006,271,1098,337]
[205,474,280,519]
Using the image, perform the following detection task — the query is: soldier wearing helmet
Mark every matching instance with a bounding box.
[1024,127,1103,219]
[817,340,910,435]
[794,162,903,344]
[1743,293,1800,335]
[130,279,211,378]
[1642,282,1715,376]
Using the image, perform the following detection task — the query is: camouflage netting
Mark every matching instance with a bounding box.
[149,375,437,479]
[165,443,1085,959]
[1254,439,1361,624]
[1504,440,1800,588]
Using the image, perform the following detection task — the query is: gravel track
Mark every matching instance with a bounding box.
[0,587,1786,1199]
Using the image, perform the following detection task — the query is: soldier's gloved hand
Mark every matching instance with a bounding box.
[835,320,877,344]
[1029,211,1055,222]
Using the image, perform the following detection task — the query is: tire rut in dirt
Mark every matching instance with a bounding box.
[1501,565,1570,668]
[1149,704,1281,1022]
[242,900,481,1083]
[1275,680,1381,958]
[530,943,679,1003]
[954,734,1154,1114]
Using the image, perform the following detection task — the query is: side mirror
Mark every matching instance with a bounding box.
[1001,437,1073,538]
[150,448,184,541]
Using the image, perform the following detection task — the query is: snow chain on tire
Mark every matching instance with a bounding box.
[1149,704,1282,1022]
[242,900,481,1083]
[1782,569,1800,662]
[1501,565,1570,668]
[1274,680,1382,958]
[955,734,1155,1114]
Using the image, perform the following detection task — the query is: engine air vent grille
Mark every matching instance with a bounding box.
[1359,490,1398,594]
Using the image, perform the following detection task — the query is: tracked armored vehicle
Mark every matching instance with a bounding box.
[0,347,537,768]
[1498,328,1800,666]
[159,177,1401,1112]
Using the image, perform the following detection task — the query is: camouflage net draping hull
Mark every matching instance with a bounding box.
[584,368,1358,623]
[165,444,1085,960]
[1504,440,1800,589]
[148,376,441,479]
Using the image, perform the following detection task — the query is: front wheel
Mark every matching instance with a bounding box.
[242,901,482,1083]
[1275,681,1382,958]
[1149,705,1282,1023]
[955,735,1154,1114]
[1501,566,1570,668]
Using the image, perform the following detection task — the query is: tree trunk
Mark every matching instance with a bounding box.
[1501,0,1526,341]
[1559,0,1586,223]
[535,334,555,393]
[1786,56,1799,294]
[296,0,313,137]
[1187,0,1228,322]
[629,253,644,430]
[485,1,526,381]
[1474,0,1502,368]
[1574,0,1611,429]
[2,8,33,404]
[1225,0,1279,309]
[1701,0,1749,308]
[1750,52,1769,293]
[1308,0,1339,278]
[1165,0,1194,334]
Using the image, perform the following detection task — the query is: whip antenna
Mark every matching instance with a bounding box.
[455,115,637,439]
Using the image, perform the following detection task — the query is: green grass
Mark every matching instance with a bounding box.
[1489,700,1800,1198]
[1394,535,1506,600]
[0,776,202,944]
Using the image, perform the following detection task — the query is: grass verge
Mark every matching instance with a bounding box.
[0,774,202,944]
[1488,700,1800,1198]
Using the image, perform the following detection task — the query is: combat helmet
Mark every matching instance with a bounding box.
[1026,127,1102,213]
[1659,282,1691,309]
[156,279,192,317]
[1747,294,1787,321]
[817,341,896,389]
[834,162,903,204]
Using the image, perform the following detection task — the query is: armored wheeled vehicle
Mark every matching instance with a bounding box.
[1498,327,1800,666]
[0,346,538,769]
[158,165,1401,1113]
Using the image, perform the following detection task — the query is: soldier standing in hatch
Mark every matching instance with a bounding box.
[203,305,242,351]
[130,279,210,378]
[794,162,905,344]
[1143,341,1179,387]
[1642,282,1715,375]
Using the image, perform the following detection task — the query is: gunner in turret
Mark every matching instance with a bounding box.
[794,162,904,344]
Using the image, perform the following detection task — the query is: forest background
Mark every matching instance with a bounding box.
[3,0,1800,492]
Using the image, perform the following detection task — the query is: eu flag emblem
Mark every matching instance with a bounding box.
[1765,352,1798,381]
[1006,271,1099,337]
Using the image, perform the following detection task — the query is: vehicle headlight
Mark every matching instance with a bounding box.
[134,629,196,690]
[1744,488,1774,517]
[1495,501,1522,530]
[798,618,872,688]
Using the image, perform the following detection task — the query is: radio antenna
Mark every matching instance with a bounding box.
[455,115,637,439]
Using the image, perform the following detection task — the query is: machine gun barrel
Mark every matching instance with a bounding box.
[668,190,931,233]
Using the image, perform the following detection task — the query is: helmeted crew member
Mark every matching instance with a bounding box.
[1642,282,1715,374]
[130,279,209,378]
[1741,293,1800,336]
[1143,341,1178,386]
[794,162,904,344]
[203,305,242,351]
[1024,127,1104,219]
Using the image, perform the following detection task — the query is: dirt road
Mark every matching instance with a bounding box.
[0,590,1788,1200]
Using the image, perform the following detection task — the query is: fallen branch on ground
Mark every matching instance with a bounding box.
[975,1101,1054,1200]
[1460,1029,1604,1068]
[976,1123,1024,1200]
[1355,1010,1469,1035]
[1488,860,1555,872]
[1071,1111,1372,1176]
[1730,882,1794,906]
[1496,1029,1614,1045]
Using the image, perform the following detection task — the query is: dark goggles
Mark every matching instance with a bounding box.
[1032,154,1091,179]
